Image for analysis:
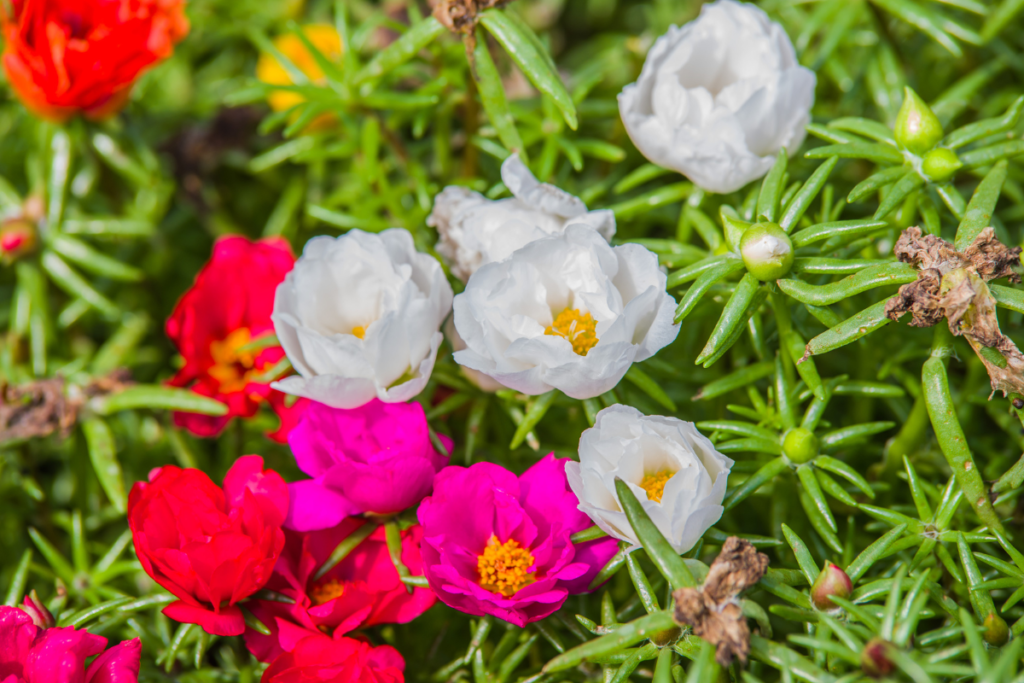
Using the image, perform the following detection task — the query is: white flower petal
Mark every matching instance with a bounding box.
[452,226,678,399]
[272,228,452,409]
[569,405,734,554]
[618,0,815,194]
[428,154,616,282]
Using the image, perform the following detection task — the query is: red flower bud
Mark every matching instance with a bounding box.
[261,634,404,683]
[1,0,189,121]
[21,590,54,628]
[127,455,289,636]
[811,561,853,610]
[861,637,894,678]
[0,218,37,262]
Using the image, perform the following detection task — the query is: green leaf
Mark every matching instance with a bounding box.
[40,251,119,318]
[780,157,838,232]
[693,361,773,400]
[624,366,676,412]
[81,418,127,513]
[469,27,524,158]
[674,258,745,324]
[804,299,892,358]
[805,142,903,164]
[479,10,577,130]
[757,150,788,222]
[3,550,32,607]
[870,0,963,56]
[89,385,229,416]
[48,234,143,282]
[954,160,1007,251]
[354,17,444,83]
[510,390,556,449]
[777,263,917,307]
[614,479,695,590]
[543,610,676,672]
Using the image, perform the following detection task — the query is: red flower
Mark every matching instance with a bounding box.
[127,455,289,636]
[244,519,435,663]
[0,604,141,683]
[1,0,189,121]
[261,635,404,683]
[167,235,307,442]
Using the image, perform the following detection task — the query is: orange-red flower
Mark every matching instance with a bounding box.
[1,0,189,121]
[166,235,306,442]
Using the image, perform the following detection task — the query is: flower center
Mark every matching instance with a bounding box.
[640,470,673,503]
[208,328,268,393]
[310,578,345,606]
[352,325,366,339]
[477,535,536,597]
[545,308,598,356]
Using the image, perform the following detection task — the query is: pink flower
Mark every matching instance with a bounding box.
[260,634,404,683]
[286,400,450,530]
[0,605,141,683]
[417,454,619,627]
[244,519,436,663]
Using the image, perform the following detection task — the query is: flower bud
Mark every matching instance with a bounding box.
[21,590,55,628]
[861,637,895,678]
[983,612,1009,646]
[811,561,853,610]
[783,428,819,464]
[895,87,943,155]
[0,218,38,262]
[921,148,962,182]
[650,625,683,648]
[739,222,793,281]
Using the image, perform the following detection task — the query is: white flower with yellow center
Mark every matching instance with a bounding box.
[452,225,678,399]
[428,153,615,282]
[566,405,733,554]
[618,0,815,194]
[272,229,453,409]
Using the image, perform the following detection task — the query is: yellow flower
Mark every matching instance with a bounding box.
[256,24,343,113]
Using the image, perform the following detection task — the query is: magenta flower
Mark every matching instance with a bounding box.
[0,605,141,682]
[417,454,619,626]
[286,399,450,529]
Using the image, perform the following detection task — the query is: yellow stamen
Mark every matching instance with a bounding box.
[310,578,345,606]
[352,325,366,339]
[640,471,673,503]
[477,536,536,597]
[545,308,598,356]
[208,328,271,393]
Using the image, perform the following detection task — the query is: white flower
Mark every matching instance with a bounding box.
[618,0,815,194]
[272,228,453,409]
[452,225,678,399]
[566,405,733,554]
[428,153,616,282]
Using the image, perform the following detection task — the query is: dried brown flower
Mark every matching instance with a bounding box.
[431,0,510,34]
[886,227,1024,396]
[0,370,134,443]
[672,537,769,666]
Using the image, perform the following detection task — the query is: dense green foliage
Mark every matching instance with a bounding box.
[4,0,1024,680]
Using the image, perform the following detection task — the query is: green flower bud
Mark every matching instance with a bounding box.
[739,222,793,281]
[921,148,962,182]
[894,87,943,155]
[783,428,818,464]
[983,613,1010,646]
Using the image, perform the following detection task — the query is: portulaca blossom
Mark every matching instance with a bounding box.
[452,225,678,399]
[428,153,616,282]
[566,405,734,554]
[618,0,815,194]
[272,229,453,409]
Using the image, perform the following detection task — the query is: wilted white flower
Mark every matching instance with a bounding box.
[618,0,815,194]
[428,153,615,282]
[566,405,733,554]
[272,228,453,409]
[452,225,678,399]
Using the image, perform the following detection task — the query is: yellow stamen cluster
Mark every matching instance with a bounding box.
[477,535,536,597]
[545,308,598,356]
[640,470,673,503]
[208,328,266,393]
[352,325,366,339]
[310,578,345,605]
